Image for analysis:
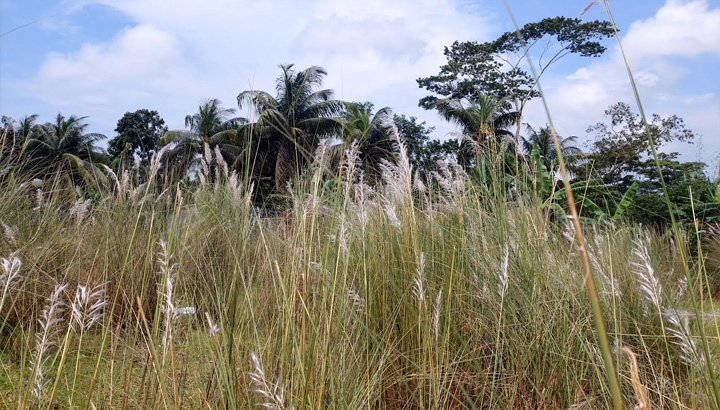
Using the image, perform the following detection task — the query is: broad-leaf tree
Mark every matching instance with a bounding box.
[574,102,695,190]
[108,109,167,167]
[417,17,614,138]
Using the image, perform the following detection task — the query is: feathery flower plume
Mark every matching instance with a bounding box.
[71,282,108,331]
[631,237,663,314]
[1,221,17,246]
[344,140,361,184]
[1,251,23,311]
[587,232,620,297]
[674,278,687,301]
[214,145,229,178]
[100,164,120,192]
[413,252,426,304]
[497,245,509,299]
[31,284,68,400]
[248,351,294,410]
[662,308,705,370]
[383,199,401,230]
[432,290,442,340]
[346,287,366,313]
[156,241,194,331]
[69,199,91,223]
[205,312,220,337]
[149,143,172,178]
[413,170,426,194]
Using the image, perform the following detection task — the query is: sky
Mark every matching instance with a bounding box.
[1,0,719,174]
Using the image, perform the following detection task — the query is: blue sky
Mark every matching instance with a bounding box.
[1,0,718,173]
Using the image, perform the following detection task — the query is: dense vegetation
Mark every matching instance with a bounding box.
[1,13,719,410]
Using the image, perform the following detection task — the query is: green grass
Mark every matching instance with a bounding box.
[1,145,719,409]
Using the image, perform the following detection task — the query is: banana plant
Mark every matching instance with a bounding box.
[517,147,639,222]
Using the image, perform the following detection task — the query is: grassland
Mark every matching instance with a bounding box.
[1,137,719,409]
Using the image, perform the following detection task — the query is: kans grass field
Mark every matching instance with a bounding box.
[1,1,720,409]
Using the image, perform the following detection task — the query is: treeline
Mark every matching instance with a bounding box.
[1,16,719,226]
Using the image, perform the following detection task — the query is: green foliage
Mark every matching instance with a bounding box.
[612,180,638,220]
[521,125,580,171]
[108,109,167,166]
[237,64,346,192]
[161,99,244,183]
[417,16,614,128]
[574,102,695,190]
[19,113,107,185]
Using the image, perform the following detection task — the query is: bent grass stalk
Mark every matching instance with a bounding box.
[501,2,623,409]
[601,2,720,407]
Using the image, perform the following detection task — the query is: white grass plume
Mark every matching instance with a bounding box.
[2,220,17,245]
[379,124,413,205]
[31,284,68,400]
[69,199,91,224]
[343,140,361,184]
[631,237,663,314]
[1,251,23,312]
[248,351,294,410]
[205,312,221,337]
[662,308,705,370]
[149,143,172,179]
[497,244,509,300]
[213,145,229,178]
[382,199,401,230]
[346,287,366,314]
[71,282,108,331]
[1,251,23,292]
[433,290,442,340]
[413,252,426,304]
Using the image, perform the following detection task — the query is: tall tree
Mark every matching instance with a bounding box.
[520,125,581,171]
[237,64,345,191]
[432,94,519,168]
[108,109,167,167]
[22,113,107,182]
[417,16,614,137]
[340,102,394,180]
[1,115,38,173]
[574,102,695,190]
[162,99,245,180]
[393,114,438,170]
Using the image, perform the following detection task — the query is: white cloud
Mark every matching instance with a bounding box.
[525,0,720,163]
[37,24,178,87]
[18,0,486,137]
[623,0,720,61]
[5,0,718,167]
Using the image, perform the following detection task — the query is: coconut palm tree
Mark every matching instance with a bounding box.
[237,64,346,191]
[521,125,581,171]
[433,94,519,168]
[434,94,519,143]
[21,113,107,182]
[339,103,395,180]
[1,115,38,168]
[161,98,246,180]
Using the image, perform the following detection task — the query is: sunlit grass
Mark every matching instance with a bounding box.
[0,133,718,409]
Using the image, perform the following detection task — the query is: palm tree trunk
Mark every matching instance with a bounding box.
[274,143,293,192]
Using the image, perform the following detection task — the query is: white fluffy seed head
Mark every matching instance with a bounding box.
[248,351,294,410]
[1,251,23,290]
[631,237,663,314]
[71,282,108,331]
